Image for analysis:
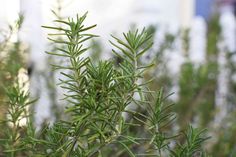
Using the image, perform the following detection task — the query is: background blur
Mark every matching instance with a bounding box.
[0,0,236,156]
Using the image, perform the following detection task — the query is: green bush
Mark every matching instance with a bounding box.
[0,13,209,157]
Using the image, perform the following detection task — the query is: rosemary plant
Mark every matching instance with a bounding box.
[0,12,209,157]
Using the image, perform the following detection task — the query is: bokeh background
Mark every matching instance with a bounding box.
[0,0,236,156]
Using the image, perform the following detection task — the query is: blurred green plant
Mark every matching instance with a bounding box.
[0,14,25,100]
[0,82,36,157]
[0,14,27,143]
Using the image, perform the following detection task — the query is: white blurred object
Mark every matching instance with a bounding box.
[189,16,207,65]
[214,42,229,128]
[19,0,53,129]
[166,33,185,101]
[167,34,185,76]
[214,9,236,127]
[0,0,20,42]
[19,0,47,70]
[219,10,236,53]
[213,9,235,127]
[180,0,195,28]
[0,0,20,26]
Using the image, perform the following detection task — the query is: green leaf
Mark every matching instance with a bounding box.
[117,141,136,157]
